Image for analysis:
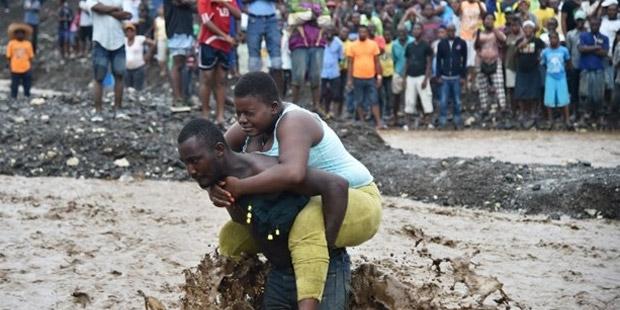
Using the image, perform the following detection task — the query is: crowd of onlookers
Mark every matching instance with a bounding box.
[4,0,620,130]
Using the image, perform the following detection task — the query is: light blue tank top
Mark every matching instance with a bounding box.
[257,104,374,188]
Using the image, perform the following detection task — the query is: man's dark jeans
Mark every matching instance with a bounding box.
[263,249,351,309]
[10,71,32,98]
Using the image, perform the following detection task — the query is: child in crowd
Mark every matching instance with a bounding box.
[320,26,344,118]
[379,29,394,119]
[404,23,434,130]
[124,24,155,91]
[58,0,74,59]
[541,31,571,128]
[6,23,35,100]
[515,20,545,128]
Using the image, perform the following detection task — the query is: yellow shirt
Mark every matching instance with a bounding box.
[6,39,34,74]
[535,8,556,36]
[340,40,353,70]
[379,42,394,77]
[346,39,380,79]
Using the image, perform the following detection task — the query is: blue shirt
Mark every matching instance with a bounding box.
[247,0,276,16]
[579,32,609,71]
[24,0,41,25]
[542,46,570,80]
[321,37,344,79]
[392,36,414,75]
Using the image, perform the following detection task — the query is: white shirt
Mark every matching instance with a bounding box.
[79,0,93,26]
[281,30,291,70]
[125,35,146,69]
[123,0,141,24]
[600,16,620,55]
[83,0,125,50]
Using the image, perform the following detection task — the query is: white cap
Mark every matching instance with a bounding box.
[602,0,618,7]
[523,20,536,29]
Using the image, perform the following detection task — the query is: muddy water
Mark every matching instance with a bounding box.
[379,130,620,168]
[1,176,618,309]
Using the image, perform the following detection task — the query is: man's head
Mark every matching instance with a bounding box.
[339,26,350,40]
[363,3,374,17]
[412,22,423,39]
[546,17,558,31]
[590,16,602,33]
[518,0,530,13]
[351,12,361,25]
[368,23,376,37]
[449,0,460,11]
[397,26,408,41]
[446,23,456,39]
[607,3,619,19]
[549,31,560,47]
[483,12,495,30]
[178,119,229,189]
[575,10,586,29]
[233,72,282,137]
[384,29,393,43]
[523,20,536,37]
[510,17,522,34]
[539,0,547,8]
[437,25,447,40]
[359,25,369,40]
[326,25,337,40]
[423,3,434,18]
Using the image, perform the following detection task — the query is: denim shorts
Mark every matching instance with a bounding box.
[168,33,194,57]
[198,44,230,70]
[92,42,126,82]
[247,14,282,70]
[263,249,351,309]
[353,78,378,111]
[291,47,323,87]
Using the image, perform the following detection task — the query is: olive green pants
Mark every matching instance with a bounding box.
[218,182,382,301]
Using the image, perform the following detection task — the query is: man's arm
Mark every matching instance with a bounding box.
[221,1,241,19]
[422,49,432,88]
[460,40,468,78]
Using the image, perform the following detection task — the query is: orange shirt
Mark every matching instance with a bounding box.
[346,39,380,79]
[6,39,34,73]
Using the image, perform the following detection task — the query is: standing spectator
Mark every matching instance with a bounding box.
[82,0,132,122]
[448,0,461,33]
[391,27,414,126]
[339,26,354,117]
[246,0,284,93]
[78,1,94,57]
[505,17,523,111]
[6,23,35,100]
[460,0,486,83]
[541,31,572,127]
[137,2,153,37]
[437,23,467,129]
[566,10,587,118]
[346,25,385,129]
[379,29,395,119]
[540,17,566,46]
[320,25,344,117]
[561,0,581,35]
[23,0,41,54]
[579,16,609,125]
[404,23,434,130]
[598,0,620,104]
[361,2,384,35]
[475,13,507,116]
[164,0,194,106]
[124,23,155,90]
[420,3,444,43]
[516,0,538,28]
[58,0,74,59]
[289,0,329,111]
[515,20,545,128]
[154,6,167,77]
[197,0,240,126]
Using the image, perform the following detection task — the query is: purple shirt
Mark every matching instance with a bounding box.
[288,1,326,50]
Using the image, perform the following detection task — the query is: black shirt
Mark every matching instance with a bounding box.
[405,40,433,77]
[515,37,545,72]
[163,0,194,38]
[561,0,580,33]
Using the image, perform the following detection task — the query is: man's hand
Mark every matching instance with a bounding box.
[223,34,237,46]
[421,78,428,89]
[111,10,132,21]
[208,181,234,207]
[375,76,382,88]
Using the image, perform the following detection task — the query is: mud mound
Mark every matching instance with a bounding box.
[180,248,527,310]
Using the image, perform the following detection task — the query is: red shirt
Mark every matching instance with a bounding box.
[198,0,237,52]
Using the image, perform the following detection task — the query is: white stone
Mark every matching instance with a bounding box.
[66,157,80,167]
[30,98,45,105]
[114,158,130,168]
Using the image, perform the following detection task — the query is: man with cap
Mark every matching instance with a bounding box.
[566,10,587,116]
[6,23,34,100]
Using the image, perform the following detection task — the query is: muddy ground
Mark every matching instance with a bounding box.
[1,176,618,309]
